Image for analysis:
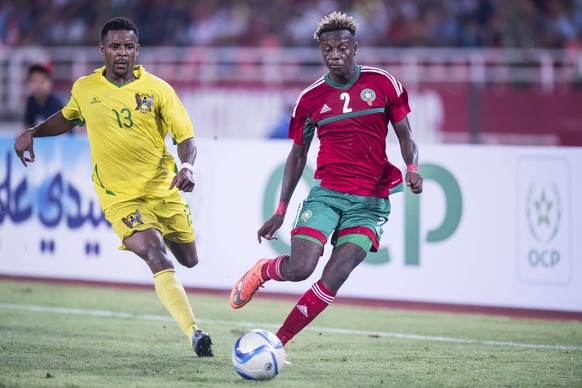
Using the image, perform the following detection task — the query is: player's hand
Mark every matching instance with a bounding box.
[169,168,195,192]
[257,214,285,243]
[14,130,36,167]
[406,171,423,194]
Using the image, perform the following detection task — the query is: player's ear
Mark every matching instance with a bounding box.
[354,41,358,55]
[99,42,105,56]
[136,43,140,56]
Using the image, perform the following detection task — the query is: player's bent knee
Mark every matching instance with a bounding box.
[166,240,199,268]
[125,240,173,271]
[179,254,198,268]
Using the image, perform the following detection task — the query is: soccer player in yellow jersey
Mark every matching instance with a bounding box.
[14,17,213,357]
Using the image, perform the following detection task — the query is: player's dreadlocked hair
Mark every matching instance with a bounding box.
[101,17,140,41]
[313,11,358,41]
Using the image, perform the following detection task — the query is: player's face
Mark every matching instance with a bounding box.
[100,30,139,83]
[319,30,357,83]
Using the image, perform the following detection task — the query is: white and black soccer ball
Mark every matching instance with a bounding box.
[232,329,286,381]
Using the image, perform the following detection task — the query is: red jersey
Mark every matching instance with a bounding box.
[289,65,410,197]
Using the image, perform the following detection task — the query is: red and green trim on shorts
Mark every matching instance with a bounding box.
[291,226,376,253]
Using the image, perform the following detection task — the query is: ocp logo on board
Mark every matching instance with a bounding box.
[517,157,571,285]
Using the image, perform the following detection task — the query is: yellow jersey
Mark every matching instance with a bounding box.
[62,65,194,210]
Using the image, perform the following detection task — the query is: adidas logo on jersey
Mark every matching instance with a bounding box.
[320,104,331,113]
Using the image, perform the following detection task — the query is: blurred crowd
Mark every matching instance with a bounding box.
[0,0,581,48]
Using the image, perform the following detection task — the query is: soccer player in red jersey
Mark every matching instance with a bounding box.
[230,11,424,346]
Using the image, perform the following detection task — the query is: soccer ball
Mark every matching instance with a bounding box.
[232,329,286,380]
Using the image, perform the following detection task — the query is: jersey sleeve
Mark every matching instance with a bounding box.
[61,81,85,127]
[385,84,411,124]
[159,82,194,143]
[288,96,316,145]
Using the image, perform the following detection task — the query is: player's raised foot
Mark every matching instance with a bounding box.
[192,329,214,357]
[230,258,269,309]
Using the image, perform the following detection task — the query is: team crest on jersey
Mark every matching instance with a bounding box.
[135,93,155,113]
[301,210,313,223]
[122,209,143,229]
[360,88,376,107]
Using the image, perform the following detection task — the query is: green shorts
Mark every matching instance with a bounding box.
[291,182,391,252]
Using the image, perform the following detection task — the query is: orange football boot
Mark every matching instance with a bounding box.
[230,259,270,309]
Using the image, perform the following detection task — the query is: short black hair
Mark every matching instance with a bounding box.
[101,17,139,41]
[27,63,51,79]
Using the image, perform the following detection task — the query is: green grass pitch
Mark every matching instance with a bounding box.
[0,280,580,387]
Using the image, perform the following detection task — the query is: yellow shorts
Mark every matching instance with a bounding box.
[104,191,195,250]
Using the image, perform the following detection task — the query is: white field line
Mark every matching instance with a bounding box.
[1,303,581,352]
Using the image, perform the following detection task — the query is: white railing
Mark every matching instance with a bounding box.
[1,46,581,118]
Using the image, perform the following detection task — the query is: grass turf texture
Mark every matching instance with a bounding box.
[0,280,580,387]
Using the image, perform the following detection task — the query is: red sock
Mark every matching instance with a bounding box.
[261,254,288,281]
[276,280,336,345]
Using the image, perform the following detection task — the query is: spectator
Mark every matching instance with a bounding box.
[22,63,65,132]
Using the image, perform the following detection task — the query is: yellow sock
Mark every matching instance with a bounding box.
[153,269,199,339]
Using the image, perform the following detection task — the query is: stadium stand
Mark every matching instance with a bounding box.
[1,0,581,48]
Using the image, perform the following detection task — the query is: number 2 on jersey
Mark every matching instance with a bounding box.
[340,92,352,113]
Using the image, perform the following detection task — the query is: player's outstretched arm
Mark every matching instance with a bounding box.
[14,111,75,167]
[393,116,423,194]
[169,137,197,192]
[257,141,311,243]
